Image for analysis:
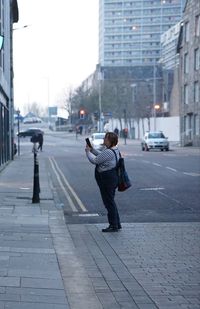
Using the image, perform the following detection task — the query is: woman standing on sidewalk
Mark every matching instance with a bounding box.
[85,132,121,232]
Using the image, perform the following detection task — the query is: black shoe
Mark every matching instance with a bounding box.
[118,225,122,230]
[102,226,118,233]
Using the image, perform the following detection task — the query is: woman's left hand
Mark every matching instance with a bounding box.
[85,145,91,152]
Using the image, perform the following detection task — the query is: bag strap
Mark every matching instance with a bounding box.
[110,149,121,167]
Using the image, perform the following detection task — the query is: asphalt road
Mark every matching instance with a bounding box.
[17,126,200,224]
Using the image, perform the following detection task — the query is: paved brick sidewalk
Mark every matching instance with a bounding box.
[0,152,199,309]
[67,223,200,309]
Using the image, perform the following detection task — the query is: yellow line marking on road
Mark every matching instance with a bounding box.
[50,157,88,212]
[49,157,78,212]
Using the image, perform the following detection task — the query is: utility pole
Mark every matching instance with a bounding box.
[123,109,128,145]
[153,61,157,131]
[16,109,20,155]
[98,67,103,132]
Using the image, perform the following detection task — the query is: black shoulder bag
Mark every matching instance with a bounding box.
[111,149,132,192]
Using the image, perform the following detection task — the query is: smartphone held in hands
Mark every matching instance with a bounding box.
[85,138,92,148]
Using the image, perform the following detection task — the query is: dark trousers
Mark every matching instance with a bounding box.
[38,142,43,151]
[95,168,121,228]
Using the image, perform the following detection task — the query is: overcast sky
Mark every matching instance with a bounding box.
[13,0,99,114]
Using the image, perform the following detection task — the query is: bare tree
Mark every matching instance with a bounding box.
[24,102,41,116]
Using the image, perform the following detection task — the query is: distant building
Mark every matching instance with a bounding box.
[160,22,181,70]
[177,0,200,146]
[99,0,186,66]
[0,0,19,168]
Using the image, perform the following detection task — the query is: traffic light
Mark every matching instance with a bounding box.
[79,109,85,119]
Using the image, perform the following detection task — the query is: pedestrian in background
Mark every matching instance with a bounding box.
[114,127,119,136]
[37,133,43,151]
[85,132,121,232]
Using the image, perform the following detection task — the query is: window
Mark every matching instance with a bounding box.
[194,48,199,70]
[184,116,187,134]
[194,114,199,135]
[184,84,189,105]
[194,82,199,103]
[187,114,192,139]
[184,53,189,74]
[184,114,193,138]
[195,15,200,37]
[184,22,189,42]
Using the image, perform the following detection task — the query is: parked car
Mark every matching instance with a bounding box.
[90,132,106,150]
[141,131,169,151]
[17,128,44,138]
[23,117,42,124]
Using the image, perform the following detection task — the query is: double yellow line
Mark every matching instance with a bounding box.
[49,157,88,213]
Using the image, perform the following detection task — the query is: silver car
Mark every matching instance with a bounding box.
[90,133,106,150]
[141,131,169,151]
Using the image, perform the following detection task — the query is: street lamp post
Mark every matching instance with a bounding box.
[153,104,160,131]
[123,109,128,145]
[98,68,103,132]
[131,83,137,138]
[46,77,50,126]
[42,77,50,127]
[16,109,20,155]
[152,61,159,131]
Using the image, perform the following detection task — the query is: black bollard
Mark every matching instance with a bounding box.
[32,142,40,203]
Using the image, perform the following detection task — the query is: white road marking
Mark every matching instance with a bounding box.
[78,213,99,217]
[142,160,151,164]
[140,187,164,191]
[183,172,200,177]
[50,157,88,212]
[163,153,177,156]
[20,187,30,190]
[135,157,199,178]
[49,157,78,212]
[166,167,177,172]
[157,190,182,205]
[153,163,162,167]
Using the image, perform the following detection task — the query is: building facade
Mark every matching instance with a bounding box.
[99,0,186,67]
[159,22,182,117]
[160,21,181,70]
[0,0,18,168]
[177,0,200,146]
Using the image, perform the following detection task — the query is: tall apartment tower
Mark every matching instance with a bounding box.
[99,0,186,67]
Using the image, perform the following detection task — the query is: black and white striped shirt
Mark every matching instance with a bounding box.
[86,146,120,173]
